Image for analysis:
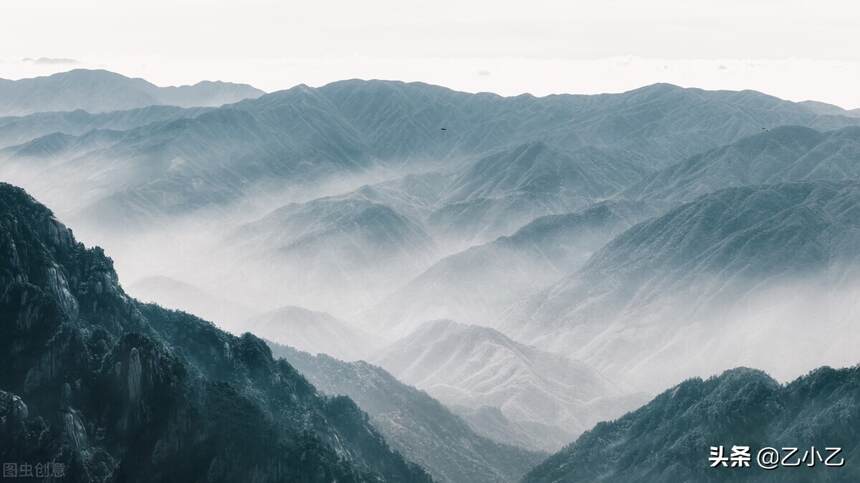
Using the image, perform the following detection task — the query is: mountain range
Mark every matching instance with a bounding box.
[367,201,655,335]
[374,320,647,449]
[0,182,429,482]
[127,275,255,332]
[223,193,439,315]
[271,343,545,483]
[624,125,860,205]
[424,142,647,245]
[0,69,263,116]
[504,180,860,390]
[0,105,210,149]
[4,70,860,478]
[524,366,860,482]
[5,76,860,238]
[249,306,377,361]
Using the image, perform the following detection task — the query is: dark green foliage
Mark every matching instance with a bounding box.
[0,183,431,482]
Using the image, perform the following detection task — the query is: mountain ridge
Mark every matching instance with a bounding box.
[0,182,430,482]
[624,125,860,204]
[271,343,546,483]
[374,319,646,449]
[367,200,655,334]
[523,365,860,482]
[5,75,860,238]
[504,180,860,390]
[0,69,264,116]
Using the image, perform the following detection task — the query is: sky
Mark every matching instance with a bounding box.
[2,0,859,108]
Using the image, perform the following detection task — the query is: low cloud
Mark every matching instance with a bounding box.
[22,57,79,65]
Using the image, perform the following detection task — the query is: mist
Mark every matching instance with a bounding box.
[3,75,860,461]
[5,125,859,400]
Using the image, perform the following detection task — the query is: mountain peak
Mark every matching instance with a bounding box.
[374,318,633,449]
[54,68,131,78]
[709,366,779,386]
[628,82,684,93]
[624,125,860,204]
[524,365,860,482]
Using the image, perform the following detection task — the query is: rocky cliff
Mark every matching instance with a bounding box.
[0,182,431,482]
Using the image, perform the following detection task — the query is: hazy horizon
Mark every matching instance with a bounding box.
[3,0,860,109]
[2,62,860,112]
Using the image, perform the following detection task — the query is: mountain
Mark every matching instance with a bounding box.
[0,69,263,116]
[451,404,573,455]
[218,141,646,319]
[799,100,860,118]
[0,105,210,149]
[232,195,436,270]
[317,80,860,169]
[127,275,256,333]
[426,142,648,244]
[625,126,860,204]
[374,320,645,450]
[524,366,860,483]
[271,344,546,483]
[0,129,125,173]
[6,79,860,236]
[368,201,655,335]
[530,83,860,166]
[505,181,860,391]
[333,172,452,222]
[225,194,437,316]
[5,78,860,331]
[0,182,430,482]
[248,141,644,283]
[248,306,377,361]
[0,83,378,233]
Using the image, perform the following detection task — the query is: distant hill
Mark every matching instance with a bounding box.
[317,80,860,169]
[220,143,646,316]
[0,83,379,232]
[426,142,647,244]
[625,126,860,204]
[0,69,263,116]
[0,105,210,149]
[4,78,860,236]
[225,195,438,316]
[524,366,860,483]
[127,275,255,332]
[505,181,860,390]
[452,404,573,455]
[271,343,546,483]
[368,201,655,334]
[374,320,646,449]
[799,100,860,118]
[248,306,377,361]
